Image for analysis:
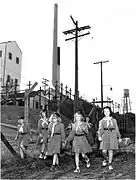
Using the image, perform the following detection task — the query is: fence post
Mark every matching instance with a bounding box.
[13,81,18,105]
[1,132,19,159]
[69,88,72,99]
[55,81,58,99]
[24,82,38,123]
[60,83,63,100]
[65,85,68,96]
[39,86,42,109]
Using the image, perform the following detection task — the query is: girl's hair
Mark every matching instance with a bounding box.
[40,109,47,118]
[74,112,84,122]
[49,112,61,123]
[102,106,113,117]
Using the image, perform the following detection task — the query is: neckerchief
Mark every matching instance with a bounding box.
[105,117,113,127]
[41,118,48,127]
[75,122,82,132]
[50,122,57,137]
[19,124,24,133]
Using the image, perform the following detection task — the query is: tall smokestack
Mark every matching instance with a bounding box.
[52,3,60,87]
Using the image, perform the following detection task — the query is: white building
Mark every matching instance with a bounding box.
[0,41,22,90]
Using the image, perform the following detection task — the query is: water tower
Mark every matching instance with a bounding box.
[122,89,131,114]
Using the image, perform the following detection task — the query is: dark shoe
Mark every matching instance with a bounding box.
[50,165,56,171]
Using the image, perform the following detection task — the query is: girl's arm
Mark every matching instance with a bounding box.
[114,119,121,139]
[47,123,52,139]
[82,123,89,134]
[60,123,66,143]
[97,120,104,140]
[66,125,75,143]
[27,123,32,140]
[37,120,42,135]
[14,126,19,141]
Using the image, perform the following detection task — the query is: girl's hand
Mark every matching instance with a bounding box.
[98,136,102,141]
[14,137,18,142]
[39,133,43,138]
[118,138,122,143]
[62,142,65,149]
[29,137,33,142]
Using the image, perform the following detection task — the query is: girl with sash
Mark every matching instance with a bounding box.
[37,109,49,159]
[47,112,65,171]
[65,112,92,173]
[98,106,122,170]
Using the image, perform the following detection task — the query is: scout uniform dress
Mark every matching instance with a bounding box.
[17,121,31,148]
[37,118,48,145]
[98,117,121,150]
[66,121,92,153]
[47,122,65,155]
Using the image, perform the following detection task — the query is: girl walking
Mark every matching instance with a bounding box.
[98,106,122,170]
[47,112,65,171]
[65,112,92,173]
[15,117,32,159]
[37,109,49,159]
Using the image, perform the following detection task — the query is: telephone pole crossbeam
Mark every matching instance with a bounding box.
[63,16,91,113]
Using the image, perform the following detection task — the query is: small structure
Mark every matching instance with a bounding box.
[0,41,22,90]
[122,89,131,114]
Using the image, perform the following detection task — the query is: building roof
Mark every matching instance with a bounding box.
[0,41,22,53]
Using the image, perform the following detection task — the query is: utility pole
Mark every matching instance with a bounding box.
[24,82,38,123]
[42,78,49,111]
[63,16,91,113]
[27,81,32,108]
[94,60,109,109]
[42,78,49,95]
[27,81,32,90]
[13,81,19,105]
[39,86,42,109]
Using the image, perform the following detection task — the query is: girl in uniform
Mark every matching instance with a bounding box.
[65,112,92,173]
[37,109,49,159]
[98,106,122,170]
[15,117,32,159]
[47,112,65,171]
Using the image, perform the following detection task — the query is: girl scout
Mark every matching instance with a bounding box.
[98,106,122,170]
[15,117,32,159]
[47,112,65,171]
[65,112,92,173]
[37,109,49,159]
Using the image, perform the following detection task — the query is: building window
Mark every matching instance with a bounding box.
[9,52,12,60]
[0,50,2,57]
[16,57,19,64]
[15,78,18,85]
[7,75,11,82]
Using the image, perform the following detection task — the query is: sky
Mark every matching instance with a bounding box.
[0,0,136,113]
